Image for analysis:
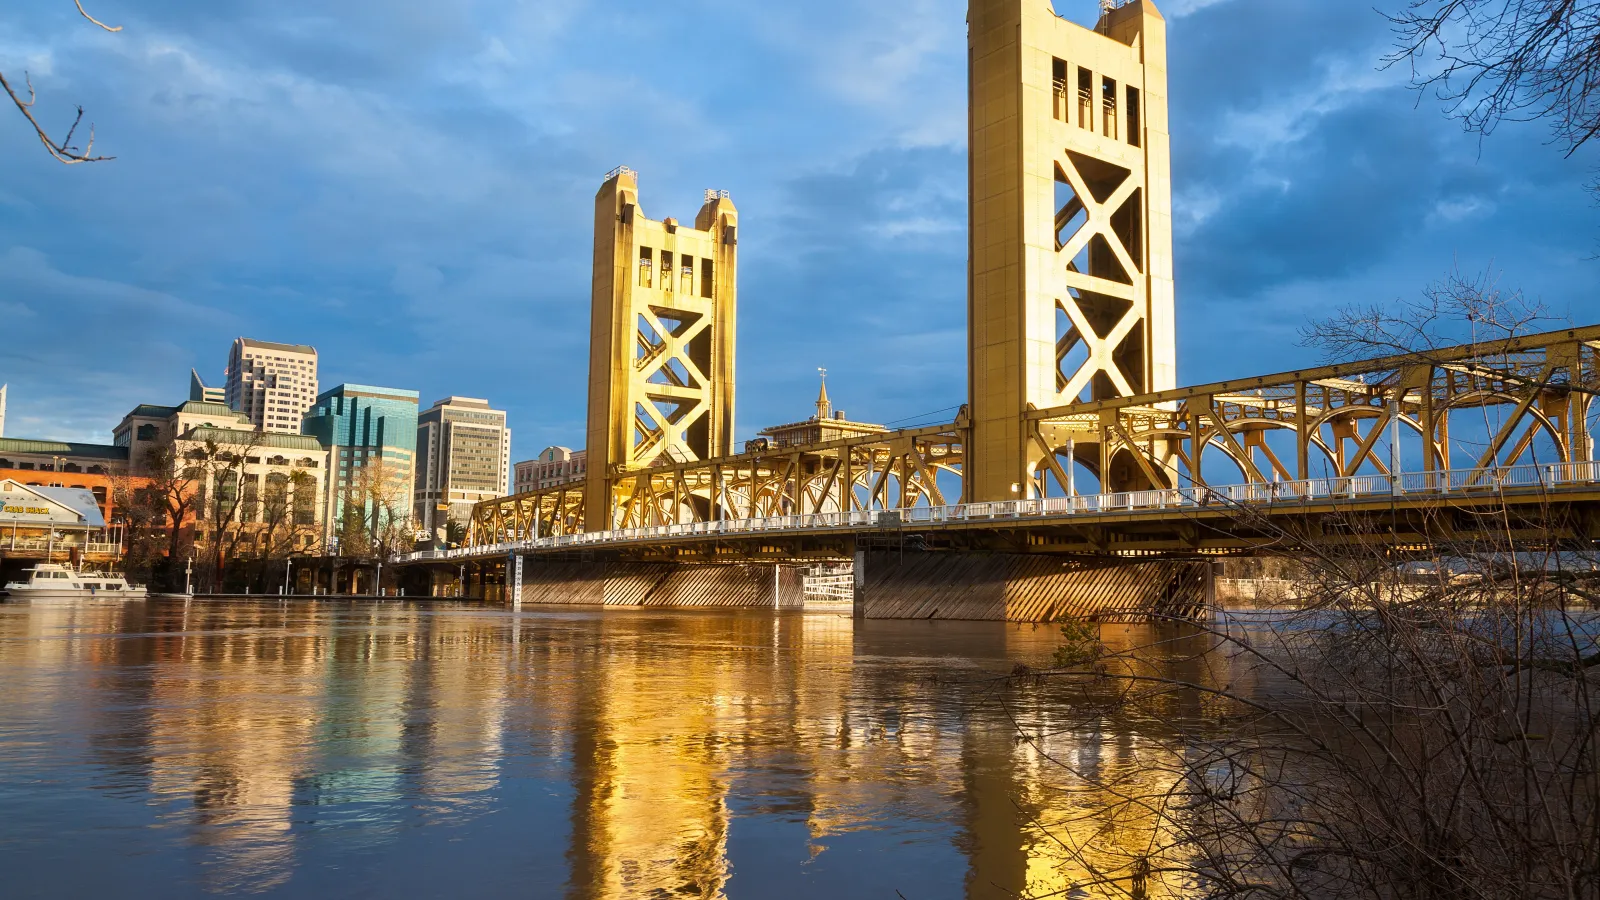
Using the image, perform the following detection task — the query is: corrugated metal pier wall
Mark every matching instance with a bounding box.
[854,550,1211,622]
[515,559,806,609]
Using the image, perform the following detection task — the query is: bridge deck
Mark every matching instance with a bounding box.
[404,462,1600,564]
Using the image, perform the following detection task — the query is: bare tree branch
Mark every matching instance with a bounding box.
[74,0,121,33]
[0,70,112,164]
[1387,0,1600,156]
[3,1,120,164]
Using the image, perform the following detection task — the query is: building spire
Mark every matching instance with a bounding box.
[815,368,831,421]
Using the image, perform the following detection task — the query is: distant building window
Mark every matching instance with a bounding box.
[136,424,159,441]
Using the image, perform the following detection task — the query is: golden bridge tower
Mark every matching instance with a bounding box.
[967,0,1176,501]
[585,168,739,530]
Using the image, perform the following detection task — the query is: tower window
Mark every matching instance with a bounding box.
[1077,68,1093,130]
[1052,58,1068,122]
[639,247,653,288]
[701,259,715,298]
[1102,76,1118,139]
[1126,86,1142,147]
[660,251,674,291]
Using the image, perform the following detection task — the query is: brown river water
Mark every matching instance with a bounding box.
[0,598,1209,899]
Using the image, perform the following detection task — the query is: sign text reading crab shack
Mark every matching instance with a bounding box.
[3,504,51,517]
[0,484,73,525]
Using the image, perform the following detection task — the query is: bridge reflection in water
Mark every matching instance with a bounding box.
[0,600,1225,898]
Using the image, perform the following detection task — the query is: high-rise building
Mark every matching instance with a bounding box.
[513,447,587,494]
[189,369,226,405]
[414,397,511,535]
[302,384,420,546]
[225,338,319,434]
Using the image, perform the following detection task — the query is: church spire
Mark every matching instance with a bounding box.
[815,368,831,421]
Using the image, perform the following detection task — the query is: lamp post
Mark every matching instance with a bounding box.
[185,554,194,597]
[284,557,293,596]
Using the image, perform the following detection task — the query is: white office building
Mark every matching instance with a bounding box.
[225,338,319,434]
[414,397,511,535]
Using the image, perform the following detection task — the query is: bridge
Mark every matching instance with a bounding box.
[400,0,1600,621]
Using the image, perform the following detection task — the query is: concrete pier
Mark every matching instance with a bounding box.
[853,550,1210,622]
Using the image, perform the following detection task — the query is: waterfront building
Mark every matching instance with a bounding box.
[414,397,511,535]
[224,338,319,434]
[189,369,226,404]
[115,401,330,552]
[0,480,116,574]
[753,378,887,451]
[513,447,587,494]
[302,384,420,547]
[0,438,134,532]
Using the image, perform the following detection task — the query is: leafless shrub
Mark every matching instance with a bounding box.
[1299,266,1555,363]
[1021,294,1600,898]
[1387,1,1600,156]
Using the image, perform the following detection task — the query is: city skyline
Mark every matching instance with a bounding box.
[0,0,1594,465]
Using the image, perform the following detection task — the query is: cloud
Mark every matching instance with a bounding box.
[0,247,228,442]
[0,0,1592,461]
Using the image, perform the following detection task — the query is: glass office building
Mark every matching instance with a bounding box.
[303,384,420,545]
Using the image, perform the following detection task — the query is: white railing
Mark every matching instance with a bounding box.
[407,461,1600,562]
[4,540,122,555]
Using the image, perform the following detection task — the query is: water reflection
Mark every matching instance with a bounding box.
[0,601,1219,898]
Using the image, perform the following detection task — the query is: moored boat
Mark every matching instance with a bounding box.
[2,563,149,601]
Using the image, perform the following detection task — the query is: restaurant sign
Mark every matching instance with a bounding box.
[0,481,95,527]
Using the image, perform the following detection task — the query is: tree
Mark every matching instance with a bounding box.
[117,439,203,591]
[332,457,416,591]
[2,1,119,163]
[1388,1,1600,166]
[176,429,267,592]
[103,465,176,586]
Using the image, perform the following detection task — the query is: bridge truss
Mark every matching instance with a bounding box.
[1026,326,1599,499]
[470,327,1599,547]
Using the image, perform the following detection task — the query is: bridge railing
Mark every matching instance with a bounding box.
[404,461,1600,562]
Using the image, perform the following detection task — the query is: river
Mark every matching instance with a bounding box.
[0,599,1208,898]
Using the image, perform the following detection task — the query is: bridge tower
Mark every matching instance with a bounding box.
[585,168,739,530]
[967,0,1176,501]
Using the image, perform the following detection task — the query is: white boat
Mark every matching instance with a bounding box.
[2,563,149,601]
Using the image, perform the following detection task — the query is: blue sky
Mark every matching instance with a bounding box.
[0,0,1594,462]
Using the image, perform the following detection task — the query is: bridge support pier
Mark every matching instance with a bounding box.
[509,556,805,610]
[853,550,1210,622]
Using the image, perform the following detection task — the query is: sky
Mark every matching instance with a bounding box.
[0,0,1594,463]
